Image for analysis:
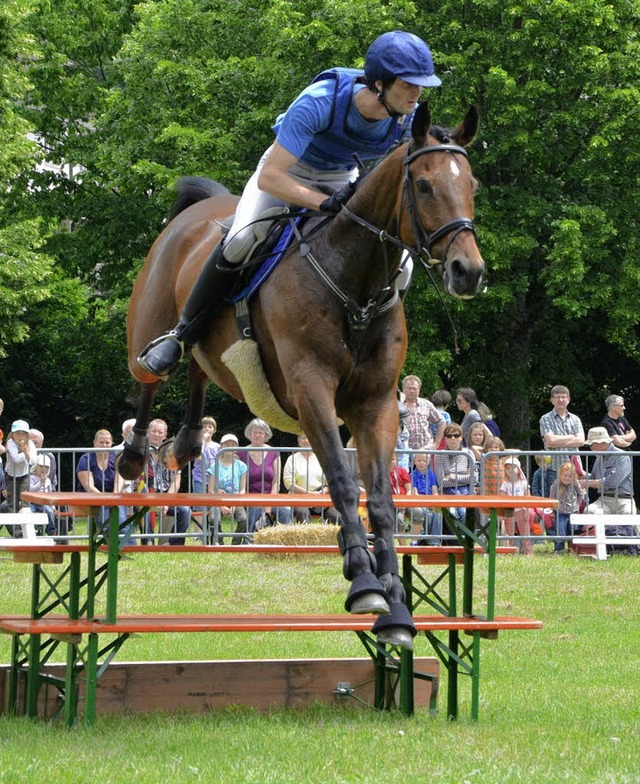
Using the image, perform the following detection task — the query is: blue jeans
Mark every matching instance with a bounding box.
[29,503,57,535]
[247,505,292,534]
[444,485,470,526]
[554,511,570,551]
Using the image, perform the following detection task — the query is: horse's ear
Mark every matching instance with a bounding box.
[411,102,431,147]
[451,106,479,148]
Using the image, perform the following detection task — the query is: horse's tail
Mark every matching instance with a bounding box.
[168,176,231,222]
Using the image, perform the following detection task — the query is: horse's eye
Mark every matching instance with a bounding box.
[415,179,433,196]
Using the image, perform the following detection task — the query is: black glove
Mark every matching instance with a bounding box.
[319,182,356,213]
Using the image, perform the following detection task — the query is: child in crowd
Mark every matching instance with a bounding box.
[549,461,584,554]
[207,433,248,543]
[499,456,532,555]
[390,454,412,532]
[28,454,57,536]
[531,454,555,498]
[4,420,37,517]
[410,452,442,545]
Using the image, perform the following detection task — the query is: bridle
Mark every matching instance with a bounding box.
[341,142,477,267]
[402,143,477,264]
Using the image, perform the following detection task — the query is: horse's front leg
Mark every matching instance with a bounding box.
[172,358,209,469]
[296,405,390,616]
[118,381,159,480]
[349,399,417,650]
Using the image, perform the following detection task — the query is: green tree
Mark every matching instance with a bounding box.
[0,1,53,357]
[404,0,640,442]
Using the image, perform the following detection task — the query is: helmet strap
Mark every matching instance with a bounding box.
[376,87,401,118]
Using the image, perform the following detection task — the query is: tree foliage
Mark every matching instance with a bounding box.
[1,0,639,445]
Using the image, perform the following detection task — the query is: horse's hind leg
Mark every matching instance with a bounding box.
[118,381,159,480]
[172,358,208,469]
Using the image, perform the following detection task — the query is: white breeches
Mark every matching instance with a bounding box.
[223,145,356,263]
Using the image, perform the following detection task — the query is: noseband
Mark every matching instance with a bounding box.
[402,143,476,265]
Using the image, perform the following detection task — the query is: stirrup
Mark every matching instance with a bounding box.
[136,331,186,379]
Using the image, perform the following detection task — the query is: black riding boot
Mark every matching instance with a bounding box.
[137,243,235,379]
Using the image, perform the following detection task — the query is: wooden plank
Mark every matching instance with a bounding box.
[22,491,559,512]
[0,614,543,636]
[0,658,439,717]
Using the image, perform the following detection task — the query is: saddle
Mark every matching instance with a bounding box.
[219,208,307,305]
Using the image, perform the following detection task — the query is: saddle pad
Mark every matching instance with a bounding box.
[230,215,305,304]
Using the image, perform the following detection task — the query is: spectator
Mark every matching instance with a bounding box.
[395,407,411,471]
[410,452,442,545]
[282,433,337,523]
[4,420,38,516]
[499,456,532,555]
[431,389,452,445]
[29,428,58,491]
[479,437,508,532]
[76,429,117,527]
[539,385,585,477]
[239,418,292,533]
[207,433,248,544]
[582,427,635,514]
[390,454,412,532]
[115,419,137,451]
[145,418,191,545]
[192,415,220,493]
[432,423,474,530]
[401,375,445,456]
[29,454,57,536]
[582,426,637,553]
[531,454,555,498]
[455,388,498,446]
[549,461,584,554]
[601,395,636,451]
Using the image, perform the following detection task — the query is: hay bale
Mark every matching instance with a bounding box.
[253,523,339,547]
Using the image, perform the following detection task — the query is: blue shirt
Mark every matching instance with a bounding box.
[411,467,438,496]
[273,68,413,170]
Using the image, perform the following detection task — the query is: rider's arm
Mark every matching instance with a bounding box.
[257,142,328,210]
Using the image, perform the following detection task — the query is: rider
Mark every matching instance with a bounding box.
[138,30,441,379]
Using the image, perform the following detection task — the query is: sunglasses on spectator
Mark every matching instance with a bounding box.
[446,433,463,438]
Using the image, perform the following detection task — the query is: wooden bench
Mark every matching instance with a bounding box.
[0,613,540,724]
[4,491,551,726]
[570,514,640,559]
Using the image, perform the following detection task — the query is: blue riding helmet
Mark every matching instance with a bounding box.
[365,31,441,88]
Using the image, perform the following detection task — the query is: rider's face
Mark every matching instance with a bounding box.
[384,79,423,115]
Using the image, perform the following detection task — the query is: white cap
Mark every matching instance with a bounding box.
[220,433,239,445]
[35,454,51,468]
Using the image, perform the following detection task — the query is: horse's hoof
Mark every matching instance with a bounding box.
[350,593,390,615]
[116,450,145,481]
[173,425,203,469]
[376,627,414,651]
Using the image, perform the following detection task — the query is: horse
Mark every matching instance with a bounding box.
[119,103,484,649]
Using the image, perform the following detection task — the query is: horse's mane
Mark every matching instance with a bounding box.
[167,176,231,222]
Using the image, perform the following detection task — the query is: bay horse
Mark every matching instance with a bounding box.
[120,103,484,649]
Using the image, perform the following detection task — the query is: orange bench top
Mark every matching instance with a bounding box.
[0,543,518,557]
[22,491,559,511]
[0,614,542,636]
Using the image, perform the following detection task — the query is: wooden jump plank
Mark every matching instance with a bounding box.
[1,657,440,716]
[0,614,543,636]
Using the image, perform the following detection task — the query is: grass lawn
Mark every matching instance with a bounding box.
[0,542,638,783]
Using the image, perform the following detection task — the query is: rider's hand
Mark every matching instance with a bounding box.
[319,182,356,213]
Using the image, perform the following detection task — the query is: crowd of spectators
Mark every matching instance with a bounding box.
[0,384,637,553]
